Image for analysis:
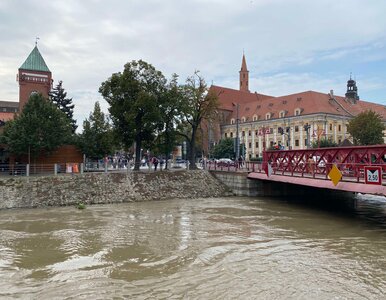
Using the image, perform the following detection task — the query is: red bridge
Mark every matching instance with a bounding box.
[207,145,386,197]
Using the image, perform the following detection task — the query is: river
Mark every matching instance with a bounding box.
[0,194,385,299]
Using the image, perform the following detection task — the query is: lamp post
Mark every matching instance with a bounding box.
[303,123,311,149]
[233,103,240,160]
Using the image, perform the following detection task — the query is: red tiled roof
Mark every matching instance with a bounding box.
[210,85,275,111]
[212,86,386,121]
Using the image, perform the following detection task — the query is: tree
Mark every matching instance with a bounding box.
[156,74,184,170]
[49,80,77,133]
[177,71,219,170]
[311,139,338,148]
[2,93,72,162]
[347,110,385,145]
[210,138,234,159]
[99,60,166,170]
[78,102,114,160]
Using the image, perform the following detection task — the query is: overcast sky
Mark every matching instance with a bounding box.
[1,0,386,131]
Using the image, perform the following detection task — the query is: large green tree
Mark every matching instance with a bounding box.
[156,74,184,170]
[78,101,114,160]
[49,80,77,133]
[1,93,72,162]
[99,60,166,170]
[177,71,219,170]
[210,138,234,159]
[347,110,385,145]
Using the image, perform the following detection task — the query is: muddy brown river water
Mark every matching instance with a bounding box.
[0,195,385,299]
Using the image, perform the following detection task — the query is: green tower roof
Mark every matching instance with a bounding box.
[19,46,50,72]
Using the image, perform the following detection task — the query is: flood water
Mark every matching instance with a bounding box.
[0,194,385,299]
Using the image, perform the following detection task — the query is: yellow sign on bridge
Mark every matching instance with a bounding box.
[328,164,342,186]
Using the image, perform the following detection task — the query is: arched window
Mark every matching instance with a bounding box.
[265,113,271,120]
[253,115,258,121]
[241,117,246,123]
[279,110,286,118]
[231,118,235,124]
[294,108,302,116]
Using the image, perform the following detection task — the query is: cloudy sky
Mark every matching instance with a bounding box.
[1,0,386,131]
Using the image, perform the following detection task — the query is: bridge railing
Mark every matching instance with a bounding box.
[206,145,386,185]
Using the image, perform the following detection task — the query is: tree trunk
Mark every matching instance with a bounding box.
[134,137,142,171]
[188,128,197,170]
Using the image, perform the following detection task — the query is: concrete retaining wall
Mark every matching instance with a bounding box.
[0,170,232,209]
[210,171,263,197]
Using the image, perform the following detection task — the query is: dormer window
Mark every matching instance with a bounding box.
[253,115,258,121]
[230,118,235,124]
[265,112,271,120]
[294,108,302,116]
[279,110,286,118]
[241,117,246,123]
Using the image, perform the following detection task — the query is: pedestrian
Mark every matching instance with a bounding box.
[238,156,243,168]
[307,155,315,175]
[152,157,159,171]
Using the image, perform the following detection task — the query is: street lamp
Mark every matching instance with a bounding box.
[232,103,240,159]
[303,123,311,148]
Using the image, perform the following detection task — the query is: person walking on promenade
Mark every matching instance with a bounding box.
[152,157,159,171]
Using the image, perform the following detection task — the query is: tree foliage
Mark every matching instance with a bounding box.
[78,101,114,160]
[99,60,166,170]
[155,74,184,169]
[177,71,219,169]
[1,93,72,160]
[49,80,77,133]
[210,138,234,159]
[347,110,385,145]
[311,138,338,148]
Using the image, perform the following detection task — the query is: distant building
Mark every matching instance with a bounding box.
[0,45,52,125]
[206,55,386,159]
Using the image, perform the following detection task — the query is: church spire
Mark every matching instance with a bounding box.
[345,74,359,103]
[239,53,249,92]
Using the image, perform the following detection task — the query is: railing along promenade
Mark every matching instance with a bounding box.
[207,145,386,186]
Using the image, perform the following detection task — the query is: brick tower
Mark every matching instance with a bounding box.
[17,45,52,110]
[239,53,249,92]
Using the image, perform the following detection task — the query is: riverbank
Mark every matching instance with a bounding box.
[0,170,232,209]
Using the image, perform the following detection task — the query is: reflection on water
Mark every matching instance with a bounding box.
[0,194,385,299]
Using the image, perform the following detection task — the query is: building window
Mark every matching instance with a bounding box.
[295,126,299,132]
[279,110,286,118]
[241,117,246,123]
[248,130,251,136]
[253,115,258,121]
[225,133,227,138]
[294,108,302,116]
[231,118,235,124]
[295,140,299,146]
[230,132,233,138]
[249,142,252,148]
[329,123,333,131]
[338,125,341,132]
[255,142,259,148]
[265,113,271,120]
[242,131,245,137]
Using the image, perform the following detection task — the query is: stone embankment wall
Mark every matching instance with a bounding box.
[210,171,262,197]
[0,170,232,210]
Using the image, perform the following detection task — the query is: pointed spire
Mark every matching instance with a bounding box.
[239,53,249,92]
[241,53,248,72]
[19,45,50,72]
